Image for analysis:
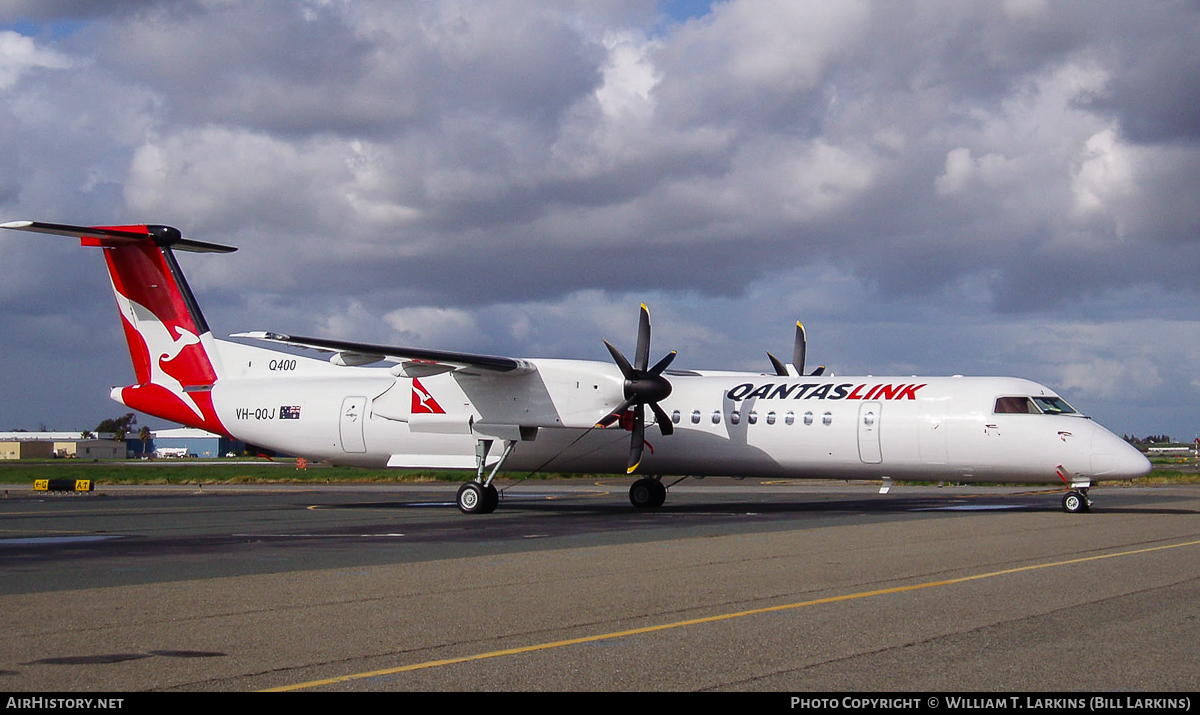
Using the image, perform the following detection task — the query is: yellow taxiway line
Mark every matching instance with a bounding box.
[264,537,1200,691]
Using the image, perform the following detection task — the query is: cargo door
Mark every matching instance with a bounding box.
[340,396,367,453]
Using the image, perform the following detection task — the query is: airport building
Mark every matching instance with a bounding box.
[57,439,126,460]
[127,428,245,459]
[0,432,122,460]
[1,429,245,460]
[1,439,54,460]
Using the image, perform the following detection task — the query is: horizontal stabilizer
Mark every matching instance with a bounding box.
[1,220,237,253]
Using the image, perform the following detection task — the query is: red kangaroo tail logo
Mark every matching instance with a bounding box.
[95,228,228,434]
[411,378,446,414]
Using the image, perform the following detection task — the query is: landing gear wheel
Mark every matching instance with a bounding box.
[457,482,498,514]
[629,478,666,508]
[649,480,666,507]
[1062,490,1090,514]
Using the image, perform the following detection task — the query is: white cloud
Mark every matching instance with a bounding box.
[1072,128,1134,220]
[383,306,480,346]
[595,31,659,121]
[1059,357,1160,400]
[0,31,71,89]
[935,147,1021,195]
[748,139,878,220]
[701,0,869,92]
[935,147,973,196]
[123,128,432,238]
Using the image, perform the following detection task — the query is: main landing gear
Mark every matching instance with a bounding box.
[457,481,500,514]
[1062,488,1092,514]
[629,477,667,508]
[456,438,516,514]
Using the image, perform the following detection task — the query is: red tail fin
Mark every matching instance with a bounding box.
[4,221,235,434]
[100,229,228,432]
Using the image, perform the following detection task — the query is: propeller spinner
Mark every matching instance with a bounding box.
[597,304,676,473]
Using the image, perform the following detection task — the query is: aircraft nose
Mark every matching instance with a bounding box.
[1090,427,1151,480]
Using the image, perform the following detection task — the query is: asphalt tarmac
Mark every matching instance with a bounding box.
[1,479,1198,692]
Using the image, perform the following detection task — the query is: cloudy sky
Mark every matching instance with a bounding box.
[2,0,1197,440]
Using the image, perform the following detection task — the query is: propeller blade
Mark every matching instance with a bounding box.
[596,397,636,428]
[793,322,807,377]
[635,303,651,371]
[627,406,645,473]
[766,351,788,377]
[604,340,634,379]
[810,365,825,376]
[649,401,674,437]
[648,350,677,376]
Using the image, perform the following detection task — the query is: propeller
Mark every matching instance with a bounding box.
[767,321,825,377]
[596,303,676,473]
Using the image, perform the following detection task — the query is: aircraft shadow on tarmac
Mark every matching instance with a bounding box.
[318,488,1200,517]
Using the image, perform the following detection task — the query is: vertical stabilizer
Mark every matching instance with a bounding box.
[3,221,235,433]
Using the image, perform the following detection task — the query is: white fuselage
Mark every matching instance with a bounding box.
[200,340,1149,485]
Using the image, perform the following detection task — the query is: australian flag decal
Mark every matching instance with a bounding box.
[280,405,302,420]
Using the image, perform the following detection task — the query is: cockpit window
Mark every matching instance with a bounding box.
[994,395,1080,415]
[1031,396,1078,415]
[994,396,1037,414]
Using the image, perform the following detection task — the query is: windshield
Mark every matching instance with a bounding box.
[994,396,1037,413]
[1031,396,1079,415]
[994,395,1082,416]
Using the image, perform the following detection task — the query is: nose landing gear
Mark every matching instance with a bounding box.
[1062,488,1092,514]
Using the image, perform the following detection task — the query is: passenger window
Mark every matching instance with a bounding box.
[748,411,757,425]
[730,410,741,425]
[785,411,795,425]
[766,411,776,425]
[823,412,833,426]
[672,410,681,424]
[691,410,701,424]
[803,411,813,426]
[712,410,722,424]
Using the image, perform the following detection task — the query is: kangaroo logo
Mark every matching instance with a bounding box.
[110,277,207,421]
[411,378,445,414]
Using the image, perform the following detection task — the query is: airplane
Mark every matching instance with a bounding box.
[4,220,1151,515]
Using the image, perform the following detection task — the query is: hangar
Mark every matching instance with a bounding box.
[129,428,245,459]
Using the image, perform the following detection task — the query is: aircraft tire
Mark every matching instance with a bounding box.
[483,483,499,512]
[1062,491,1087,514]
[630,478,666,508]
[649,479,666,507]
[457,482,496,514]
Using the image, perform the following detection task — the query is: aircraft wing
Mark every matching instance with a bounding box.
[230,331,535,376]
